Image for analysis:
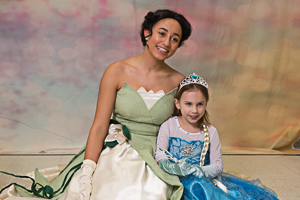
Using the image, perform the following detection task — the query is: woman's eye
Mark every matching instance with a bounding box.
[172,37,179,42]
[159,32,165,36]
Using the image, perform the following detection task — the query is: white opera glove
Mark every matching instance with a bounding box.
[77,159,97,200]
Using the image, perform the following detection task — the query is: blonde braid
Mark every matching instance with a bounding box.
[200,125,210,167]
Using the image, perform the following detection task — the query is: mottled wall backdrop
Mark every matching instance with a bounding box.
[0,0,299,154]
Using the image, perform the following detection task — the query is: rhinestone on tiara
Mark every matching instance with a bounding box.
[179,73,208,91]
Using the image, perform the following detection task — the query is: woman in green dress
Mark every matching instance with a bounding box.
[1,9,192,200]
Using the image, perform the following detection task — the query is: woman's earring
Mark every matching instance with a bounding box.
[145,35,150,40]
[144,31,151,48]
[144,30,151,40]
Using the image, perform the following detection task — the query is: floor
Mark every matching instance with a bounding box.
[0,155,299,200]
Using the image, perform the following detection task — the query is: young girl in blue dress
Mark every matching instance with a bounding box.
[155,73,278,200]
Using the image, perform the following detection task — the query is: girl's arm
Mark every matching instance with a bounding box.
[84,63,120,163]
[155,119,171,164]
[156,119,203,177]
[202,127,223,178]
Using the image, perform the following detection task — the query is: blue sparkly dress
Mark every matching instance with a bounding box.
[155,117,278,200]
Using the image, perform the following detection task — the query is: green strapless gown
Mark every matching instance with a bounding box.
[3,82,183,200]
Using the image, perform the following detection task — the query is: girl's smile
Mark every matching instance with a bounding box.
[189,115,200,120]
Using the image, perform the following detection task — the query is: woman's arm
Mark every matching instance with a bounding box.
[84,63,121,163]
[78,64,121,200]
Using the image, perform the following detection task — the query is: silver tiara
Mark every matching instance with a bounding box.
[179,73,208,91]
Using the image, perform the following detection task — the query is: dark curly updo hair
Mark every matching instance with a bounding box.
[140,9,192,48]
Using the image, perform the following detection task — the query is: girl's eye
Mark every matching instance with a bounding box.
[186,103,192,106]
[159,32,165,36]
[197,103,203,106]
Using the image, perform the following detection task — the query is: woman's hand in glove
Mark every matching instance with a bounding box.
[77,159,97,200]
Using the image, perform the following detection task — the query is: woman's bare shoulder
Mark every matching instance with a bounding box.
[102,58,135,90]
[107,56,137,71]
[166,67,185,86]
[104,59,131,77]
[173,70,185,82]
[105,60,123,71]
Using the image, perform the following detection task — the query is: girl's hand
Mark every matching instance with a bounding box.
[77,159,97,200]
[159,158,196,176]
[192,166,205,178]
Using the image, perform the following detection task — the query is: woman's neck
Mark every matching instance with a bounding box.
[137,47,167,72]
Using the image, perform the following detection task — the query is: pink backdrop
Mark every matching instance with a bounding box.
[0,0,299,154]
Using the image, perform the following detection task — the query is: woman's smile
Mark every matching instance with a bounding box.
[156,45,169,53]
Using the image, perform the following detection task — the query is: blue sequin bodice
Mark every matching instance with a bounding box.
[169,137,210,166]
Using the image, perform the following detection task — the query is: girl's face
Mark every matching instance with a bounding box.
[175,89,208,128]
[144,18,182,61]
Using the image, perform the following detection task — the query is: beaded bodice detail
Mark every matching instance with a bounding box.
[169,137,210,166]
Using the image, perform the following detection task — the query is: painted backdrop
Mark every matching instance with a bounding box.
[0,0,299,154]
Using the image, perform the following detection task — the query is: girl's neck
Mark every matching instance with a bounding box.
[177,116,202,133]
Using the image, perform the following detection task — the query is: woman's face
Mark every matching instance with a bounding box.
[144,18,182,61]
